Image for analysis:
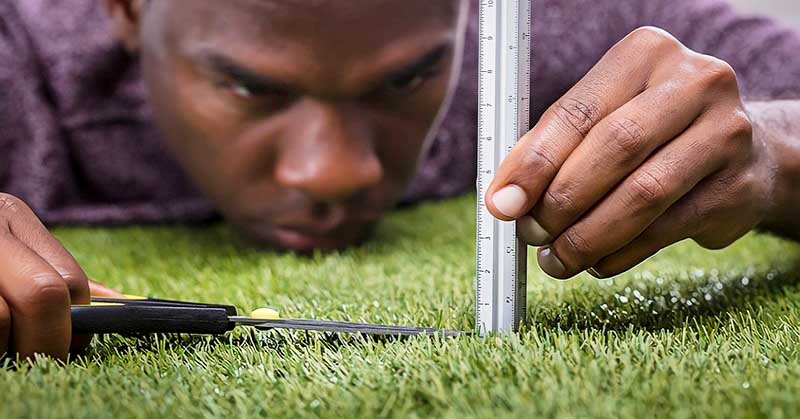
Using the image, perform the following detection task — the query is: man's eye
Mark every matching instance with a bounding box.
[218,82,258,100]
[218,81,280,100]
[229,83,254,99]
[386,71,433,94]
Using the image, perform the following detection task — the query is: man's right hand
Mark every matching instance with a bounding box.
[0,193,119,361]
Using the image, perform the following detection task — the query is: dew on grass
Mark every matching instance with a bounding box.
[579,262,800,330]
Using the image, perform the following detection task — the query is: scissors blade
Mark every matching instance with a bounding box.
[229,316,465,337]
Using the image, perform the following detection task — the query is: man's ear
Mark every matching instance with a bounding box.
[104,0,146,52]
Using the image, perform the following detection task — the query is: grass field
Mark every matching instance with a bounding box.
[1,195,799,418]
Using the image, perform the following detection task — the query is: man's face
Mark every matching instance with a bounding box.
[134,0,466,252]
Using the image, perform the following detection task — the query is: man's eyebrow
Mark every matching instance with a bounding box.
[381,43,451,83]
[196,52,291,92]
[191,43,451,96]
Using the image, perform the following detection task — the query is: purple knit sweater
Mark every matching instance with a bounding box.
[1,0,799,225]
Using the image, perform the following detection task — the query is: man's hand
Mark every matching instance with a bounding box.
[485,27,775,280]
[0,193,119,361]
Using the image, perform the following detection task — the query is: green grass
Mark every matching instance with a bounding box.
[1,194,800,418]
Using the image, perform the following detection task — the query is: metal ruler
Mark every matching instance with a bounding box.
[476,0,531,334]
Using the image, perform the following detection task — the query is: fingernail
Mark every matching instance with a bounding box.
[538,247,567,279]
[492,185,527,218]
[518,216,552,246]
[587,267,604,279]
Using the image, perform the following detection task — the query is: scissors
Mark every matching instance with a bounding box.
[71,296,464,337]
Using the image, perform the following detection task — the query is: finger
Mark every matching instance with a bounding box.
[537,111,739,279]
[0,296,9,357]
[589,203,699,278]
[486,27,682,220]
[593,158,759,278]
[0,232,71,360]
[524,77,707,245]
[0,194,90,306]
[88,279,125,298]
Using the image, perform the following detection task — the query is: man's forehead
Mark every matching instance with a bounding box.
[162,0,462,25]
[155,0,463,47]
[231,0,460,20]
[148,0,466,96]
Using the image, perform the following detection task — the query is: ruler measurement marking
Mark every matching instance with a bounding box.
[476,0,531,335]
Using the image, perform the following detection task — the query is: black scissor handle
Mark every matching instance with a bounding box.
[90,297,239,316]
[71,304,234,335]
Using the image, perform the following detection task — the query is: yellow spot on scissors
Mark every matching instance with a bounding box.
[250,308,280,320]
[122,294,148,300]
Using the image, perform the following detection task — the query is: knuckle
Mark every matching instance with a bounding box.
[23,272,70,308]
[697,56,738,90]
[0,193,23,215]
[549,95,602,137]
[561,228,594,263]
[543,188,578,216]
[604,117,648,157]
[627,169,669,208]
[627,26,681,53]
[729,171,762,203]
[519,145,559,175]
[724,109,754,144]
[59,268,89,300]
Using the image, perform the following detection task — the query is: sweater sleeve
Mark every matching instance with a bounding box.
[0,2,72,209]
[639,0,800,100]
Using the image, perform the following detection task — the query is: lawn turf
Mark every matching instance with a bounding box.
[1,195,800,418]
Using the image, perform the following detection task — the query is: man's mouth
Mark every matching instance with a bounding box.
[245,217,379,252]
[272,225,337,251]
[232,203,384,252]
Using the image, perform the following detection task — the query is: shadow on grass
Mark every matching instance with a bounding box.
[528,258,800,332]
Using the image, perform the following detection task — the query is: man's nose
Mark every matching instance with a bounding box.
[274,101,383,202]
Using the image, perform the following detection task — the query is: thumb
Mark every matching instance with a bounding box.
[484,128,565,221]
[485,184,532,222]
